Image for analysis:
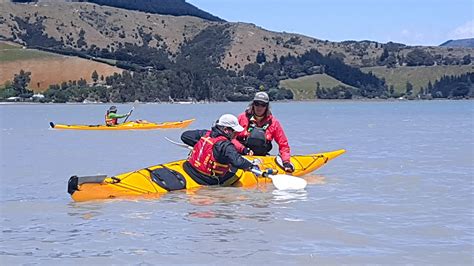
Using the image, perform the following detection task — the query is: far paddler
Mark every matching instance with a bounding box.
[105,106,131,126]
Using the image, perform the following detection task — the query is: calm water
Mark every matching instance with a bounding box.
[0,101,473,265]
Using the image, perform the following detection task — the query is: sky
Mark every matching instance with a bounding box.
[187,0,474,46]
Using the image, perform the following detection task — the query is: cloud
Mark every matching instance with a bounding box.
[449,20,474,39]
[396,29,427,45]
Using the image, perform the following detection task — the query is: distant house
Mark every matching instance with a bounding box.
[32,93,45,99]
[7,97,21,102]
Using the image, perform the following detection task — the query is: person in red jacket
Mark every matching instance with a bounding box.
[233,91,295,173]
[181,114,258,185]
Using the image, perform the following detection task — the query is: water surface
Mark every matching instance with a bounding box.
[1,101,473,264]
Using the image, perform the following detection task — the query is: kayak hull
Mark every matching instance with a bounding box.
[50,119,195,130]
[69,149,345,202]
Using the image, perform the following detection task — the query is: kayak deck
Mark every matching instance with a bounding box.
[69,149,346,202]
[50,119,195,130]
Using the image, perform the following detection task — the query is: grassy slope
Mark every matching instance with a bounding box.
[280,65,474,99]
[0,41,122,92]
[362,65,474,94]
[0,42,57,62]
[280,74,355,100]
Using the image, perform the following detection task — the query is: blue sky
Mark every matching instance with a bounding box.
[187,0,474,46]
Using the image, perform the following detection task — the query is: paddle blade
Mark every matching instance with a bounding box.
[269,174,307,190]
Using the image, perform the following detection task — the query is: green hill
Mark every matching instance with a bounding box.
[361,65,474,94]
[280,65,474,99]
[280,74,355,100]
[0,41,56,62]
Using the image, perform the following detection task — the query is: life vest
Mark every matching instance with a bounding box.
[245,118,272,156]
[188,131,230,177]
[105,111,118,126]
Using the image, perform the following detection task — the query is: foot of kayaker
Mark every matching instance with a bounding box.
[180,114,260,186]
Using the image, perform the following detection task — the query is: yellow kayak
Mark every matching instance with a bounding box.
[49,119,195,130]
[68,149,345,202]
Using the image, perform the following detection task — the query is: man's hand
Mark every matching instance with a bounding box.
[283,161,295,173]
[243,147,254,156]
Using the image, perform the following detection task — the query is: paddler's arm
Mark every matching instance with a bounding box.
[272,119,291,162]
[180,129,208,147]
[108,113,129,119]
[233,113,251,155]
[231,139,249,155]
[215,141,254,170]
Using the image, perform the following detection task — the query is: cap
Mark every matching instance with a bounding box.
[253,91,269,103]
[216,114,244,132]
[109,106,117,112]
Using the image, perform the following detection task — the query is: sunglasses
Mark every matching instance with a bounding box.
[253,101,268,107]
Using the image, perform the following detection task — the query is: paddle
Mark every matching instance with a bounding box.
[164,137,307,190]
[123,100,139,123]
[250,167,307,190]
[123,108,133,123]
[164,137,193,150]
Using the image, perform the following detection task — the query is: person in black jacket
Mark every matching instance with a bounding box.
[181,114,258,186]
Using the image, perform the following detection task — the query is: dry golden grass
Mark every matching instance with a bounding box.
[0,43,122,92]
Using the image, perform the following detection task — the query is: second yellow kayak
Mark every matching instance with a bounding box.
[49,119,195,130]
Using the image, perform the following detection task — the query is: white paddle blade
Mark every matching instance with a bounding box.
[270,174,307,190]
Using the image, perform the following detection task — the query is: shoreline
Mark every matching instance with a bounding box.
[1,98,472,105]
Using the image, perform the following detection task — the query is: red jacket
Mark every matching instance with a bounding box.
[233,112,291,162]
[188,131,230,177]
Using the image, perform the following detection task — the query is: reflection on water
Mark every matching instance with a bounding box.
[302,174,327,184]
[272,189,308,204]
[67,202,105,220]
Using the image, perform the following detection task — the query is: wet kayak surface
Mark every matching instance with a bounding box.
[1,101,472,264]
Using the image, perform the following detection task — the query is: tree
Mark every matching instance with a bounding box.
[405,81,413,96]
[378,48,389,65]
[405,49,435,66]
[451,82,469,97]
[385,55,397,68]
[462,54,471,65]
[12,69,32,97]
[91,70,99,83]
[389,85,395,96]
[427,81,433,94]
[256,50,266,64]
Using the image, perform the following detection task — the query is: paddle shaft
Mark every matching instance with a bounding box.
[123,108,134,123]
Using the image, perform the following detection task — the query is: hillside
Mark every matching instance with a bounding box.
[0,41,122,91]
[9,0,223,21]
[84,0,223,22]
[279,65,474,99]
[362,65,474,94]
[0,2,471,71]
[0,1,472,102]
[440,38,474,48]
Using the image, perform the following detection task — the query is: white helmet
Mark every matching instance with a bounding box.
[216,114,244,132]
